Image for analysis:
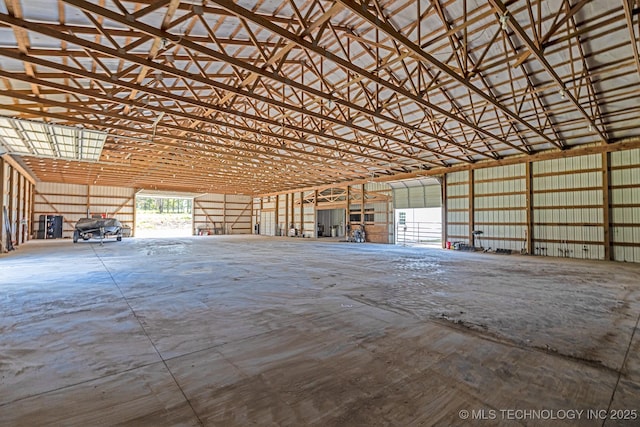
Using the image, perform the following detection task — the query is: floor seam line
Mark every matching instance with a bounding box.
[602,307,640,427]
[0,360,164,408]
[91,246,204,427]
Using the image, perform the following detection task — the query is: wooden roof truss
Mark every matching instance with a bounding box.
[0,0,638,194]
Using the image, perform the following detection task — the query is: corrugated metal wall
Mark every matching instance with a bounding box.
[259,196,276,236]
[446,170,469,244]
[533,155,604,260]
[303,195,315,238]
[474,164,527,251]
[442,147,640,263]
[611,148,640,262]
[391,178,441,209]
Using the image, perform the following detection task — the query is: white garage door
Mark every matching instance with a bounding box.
[260,211,275,236]
[390,177,442,209]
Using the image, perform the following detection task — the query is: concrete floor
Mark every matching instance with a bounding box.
[1,236,639,426]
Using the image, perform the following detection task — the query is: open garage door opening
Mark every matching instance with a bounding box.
[390,178,443,247]
[135,194,193,238]
[317,208,346,239]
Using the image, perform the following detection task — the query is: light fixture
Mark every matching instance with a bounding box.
[588,124,593,132]
[499,13,509,31]
[558,89,565,99]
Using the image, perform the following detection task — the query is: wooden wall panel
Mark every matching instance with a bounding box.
[193,193,252,235]
[34,182,135,239]
[1,156,35,251]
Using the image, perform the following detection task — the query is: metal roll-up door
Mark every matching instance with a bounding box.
[390,177,442,208]
[260,210,275,236]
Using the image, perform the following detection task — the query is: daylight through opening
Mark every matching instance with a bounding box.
[135,196,193,238]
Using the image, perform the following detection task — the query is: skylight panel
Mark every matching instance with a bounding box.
[0,116,107,162]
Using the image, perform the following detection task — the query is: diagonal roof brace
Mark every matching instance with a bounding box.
[337,0,564,150]
[488,0,608,145]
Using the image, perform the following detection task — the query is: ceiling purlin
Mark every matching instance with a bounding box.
[488,0,607,145]
[205,0,496,166]
[621,0,640,81]
[12,113,363,194]
[124,0,181,115]
[423,1,500,159]
[82,10,119,49]
[401,13,533,155]
[207,0,523,162]
[338,0,562,152]
[496,8,562,152]
[0,46,431,172]
[0,81,381,181]
[5,0,41,101]
[566,4,607,140]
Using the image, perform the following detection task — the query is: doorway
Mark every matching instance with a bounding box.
[135,196,193,238]
[316,208,345,238]
[389,177,442,247]
[395,208,442,247]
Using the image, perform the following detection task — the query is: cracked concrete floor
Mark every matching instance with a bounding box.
[1,235,639,426]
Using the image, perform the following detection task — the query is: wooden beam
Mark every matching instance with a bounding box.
[299,191,303,235]
[602,152,612,260]
[337,0,559,150]
[525,161,533,255]
[488,0,607,145]
[360,182,367,242]
[1,154,36,184]
[346,185,351,237]
[29,182,35,240]
[274,193,279,236]
[284,193,289,235]
[441,174,448,249]
[208,0,521,157]
[223,193,227,235]
[8,165,15,246]
[20,174,26,244]
[314,189,318,238]
[622,0,640,79]
[86,185,91,217]
[468,170,475,246]
[0,158,5,252]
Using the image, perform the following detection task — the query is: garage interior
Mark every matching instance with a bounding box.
[1,0,640,425]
